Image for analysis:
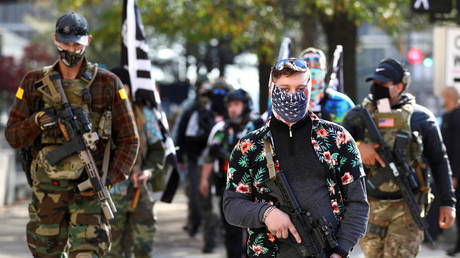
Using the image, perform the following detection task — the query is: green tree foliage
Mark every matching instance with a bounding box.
[55,0,418,107]
[294,0,413,100]
[312,0,411,33]
[144,0,291,111]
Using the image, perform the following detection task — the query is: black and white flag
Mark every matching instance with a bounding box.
[122,0,153,96]
[277,37,291,61]
[328,45,344,93]
[122,0,179,203]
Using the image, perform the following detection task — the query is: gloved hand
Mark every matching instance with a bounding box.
[35,109,57,130]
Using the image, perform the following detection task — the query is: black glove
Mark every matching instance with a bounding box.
[35,108,57,130]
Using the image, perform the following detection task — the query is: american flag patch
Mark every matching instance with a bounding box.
[378,118,395,128]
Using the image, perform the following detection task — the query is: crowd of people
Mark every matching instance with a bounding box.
[4,11,460,258]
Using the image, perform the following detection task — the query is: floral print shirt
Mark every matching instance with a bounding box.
[225,111,366,257]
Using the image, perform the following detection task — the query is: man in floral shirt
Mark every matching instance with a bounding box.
[223,59,369,258]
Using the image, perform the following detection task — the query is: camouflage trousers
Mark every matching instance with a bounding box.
[27,184,111,258]
[360,200,424,258]
[106,184,156,258]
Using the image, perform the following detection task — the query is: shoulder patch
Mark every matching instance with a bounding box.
[118,88,128,100]
[15,87,24,100]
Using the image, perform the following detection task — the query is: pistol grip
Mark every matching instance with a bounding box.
[78,179,92,192]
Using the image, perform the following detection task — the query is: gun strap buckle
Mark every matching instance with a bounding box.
[367,223,387,239]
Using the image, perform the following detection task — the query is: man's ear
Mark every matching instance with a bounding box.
[51,33,56,42]
[397,82,405,95]
[88,35,93,45]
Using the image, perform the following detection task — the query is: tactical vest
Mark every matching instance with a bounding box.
[362,98,426,200]
[30,63,113,183]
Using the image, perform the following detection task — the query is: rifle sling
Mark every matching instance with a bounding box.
[264,139,277,179]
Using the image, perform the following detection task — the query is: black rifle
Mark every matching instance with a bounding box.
[262,142,338,257]
[19,147,33,187]
[355,106,434,243]
[44,73,117,221]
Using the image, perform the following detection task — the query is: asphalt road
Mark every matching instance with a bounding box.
[0,188,456,258]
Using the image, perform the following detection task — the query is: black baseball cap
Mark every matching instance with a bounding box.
[55,12,89,46]
[366,59,405,83]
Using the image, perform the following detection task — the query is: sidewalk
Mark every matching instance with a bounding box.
[0,189,455,257]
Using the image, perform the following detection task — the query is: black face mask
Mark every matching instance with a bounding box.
[371,83,390,100]
[211,95,227,116]
[57,46,86,67]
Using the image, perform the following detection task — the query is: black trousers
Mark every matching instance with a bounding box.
[425,182,441,241]
[455,188,460,247]
[186,159,202,227]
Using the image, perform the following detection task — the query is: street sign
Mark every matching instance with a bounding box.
[412,0,452,13]
[445,28,460,87]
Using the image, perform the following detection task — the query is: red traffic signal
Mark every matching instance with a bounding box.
[407,48,425,65]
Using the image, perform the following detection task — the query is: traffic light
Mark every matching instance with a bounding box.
[412,0,453,13]
[407,48,424,65]
[423,57,433,68]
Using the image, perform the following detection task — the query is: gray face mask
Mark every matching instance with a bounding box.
[271,85,307,123]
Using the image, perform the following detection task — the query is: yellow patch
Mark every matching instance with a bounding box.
[118,89,128,100]
[16,87,24,100]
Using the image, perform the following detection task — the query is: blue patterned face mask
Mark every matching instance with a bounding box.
[271,85,308,123]
[309,68,326,107]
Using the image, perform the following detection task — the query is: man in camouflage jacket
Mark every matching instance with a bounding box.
[5,12,139,258]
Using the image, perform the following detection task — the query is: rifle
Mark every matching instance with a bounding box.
[19,147,33,187]
[262,140,338,258]
[355,106,434,243]
[44,73,117,221]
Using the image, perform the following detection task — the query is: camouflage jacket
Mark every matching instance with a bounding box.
[5,59,139,185]
[225,111,366,257]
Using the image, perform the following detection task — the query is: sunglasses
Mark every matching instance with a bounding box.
[302,56,323,69]
[213,88,228,95]
[273,58,308,72]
